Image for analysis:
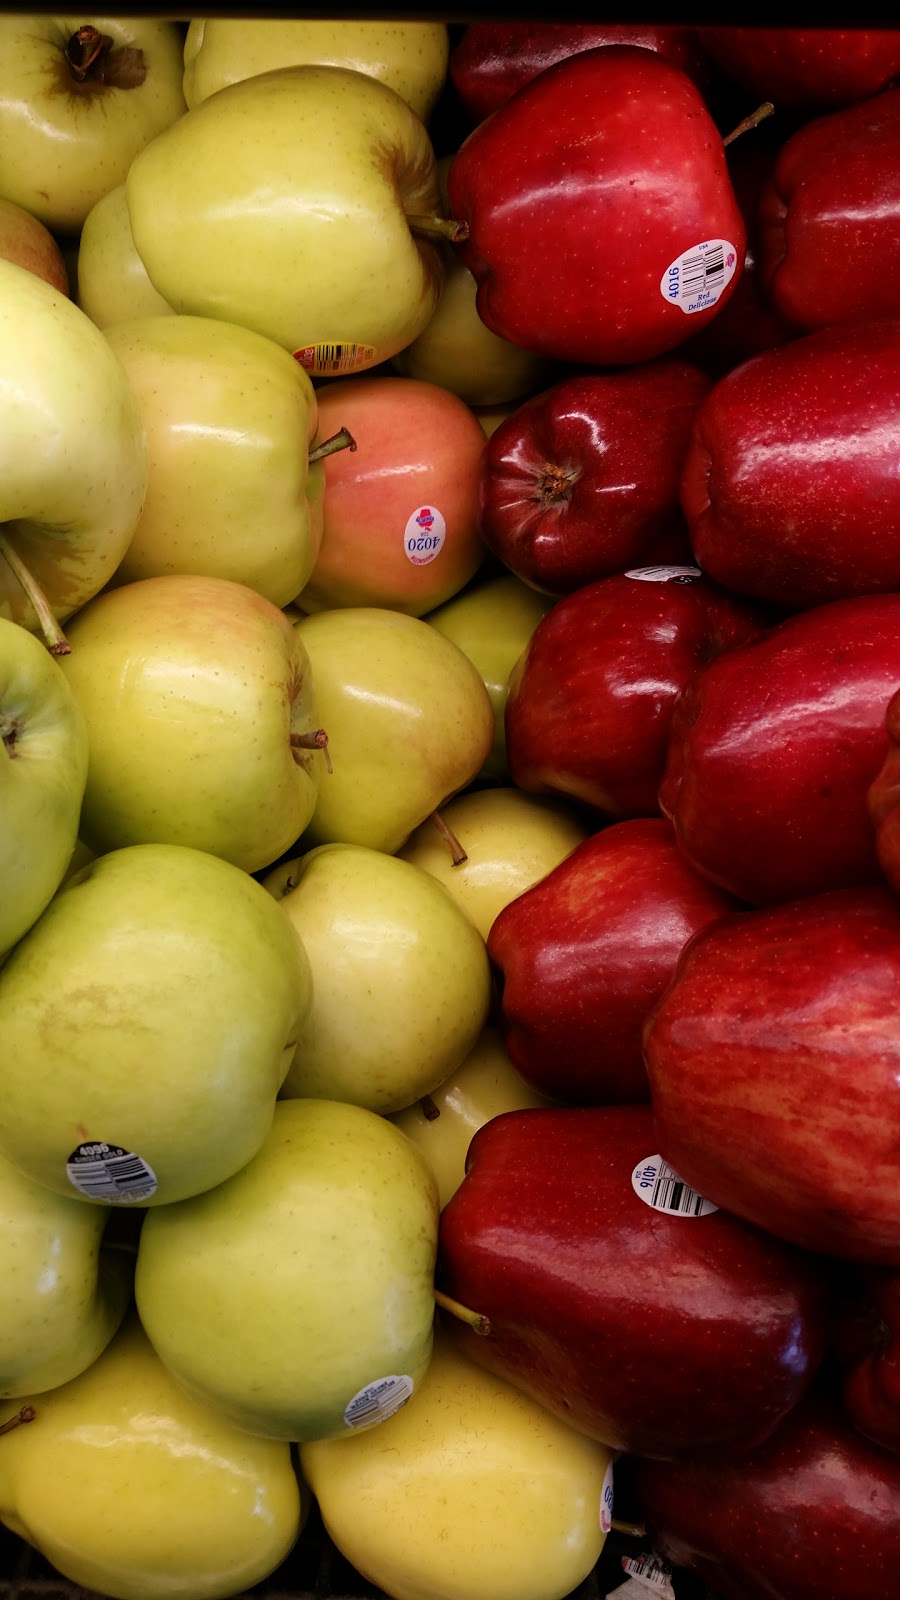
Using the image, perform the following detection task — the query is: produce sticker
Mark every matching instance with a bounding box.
[65,1141,158,1203]
[343,1374,415,1430]
[631,1155,718,1218]
[404,505,446,566]
[660,239,738,315]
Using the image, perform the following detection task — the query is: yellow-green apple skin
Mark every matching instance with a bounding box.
[428,575,554,779]
[301,1325,614,1600]
[0,842,311,1207]
[135,1098,439,1443]
[77,183,174,328]
[390,1027,552,1209]
[0,18,186,234]
[103,316,325,606]
[58,574,326,873]
[262,844,491,1113]
[0,1315,305,1600]
[125,65,443,376]
[473,403,520,439]
[183,18,449,122]
[0,1151,131,1397]
[0,259,148,635]
[398,786,589,941]
[0,619,88,958]
[294,607,494,854]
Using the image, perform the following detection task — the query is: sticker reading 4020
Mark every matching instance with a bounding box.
[404,505,446,566]
[600,1458,615,1534]
[66,1142,157,1204]
[631,1155,718,1218]
[660,239,739,316]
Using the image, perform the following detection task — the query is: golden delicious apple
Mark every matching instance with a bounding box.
[0,1315,304,1600]
[0,843,311,1207]
[183,18,450,122]
[77,184,174,329]
[262,843,491,1113]
[135,1098,439,1443]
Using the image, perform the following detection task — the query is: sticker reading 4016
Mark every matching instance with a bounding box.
[661,239,738,316]
[631,1155,718,1218]
[404,505,446,566]
[66,1142,157,1204]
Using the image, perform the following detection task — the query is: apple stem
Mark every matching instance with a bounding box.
[536,462,576,506]
[308,427,357,466]
[723,101,775,147]
[0,1406,35,1438]
[406,214,470,246]
[610,1519,648,1539]
[434,1289,491,1337]
[290,728,333,775]
[429,810,467,866]
[0,532,70,655]
[419,1094,441,1122]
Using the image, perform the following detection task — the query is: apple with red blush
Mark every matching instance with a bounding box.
[868,686,900,895]
[834,1269,900,1456]
[698,26,900,109]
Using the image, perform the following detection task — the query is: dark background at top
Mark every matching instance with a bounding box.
[0,6,890,22]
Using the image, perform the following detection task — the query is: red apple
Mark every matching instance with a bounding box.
[659,594,900,907]
[839,1269,900,1456]
[681,318,900,609]
[0,197,68,295]
[436,1103,830,1461]
[487,818,739,1106]
[698,26,900,108]
[644,885,900,1266]
[477,360,710,596]
[635,1389,900,1600]
[297,374,487,617]
[504,567,767,821]
[868,686,900,895]
[447,46,746,368]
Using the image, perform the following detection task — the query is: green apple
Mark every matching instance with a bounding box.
[58,574,327,873]
[294,607,494,854]
[301,1324,614,1600]
[0,258,148,646]
[103,316,326,607]
[183,18,450,122]
[398,786,589,941]
[0,197,68,294]
[0,619,88,959]
[0,1314,304,1600]
[125,65,448,376]
[135,1098,439,1443]
[0,1150,131,1398]
[0,17,186,233]
[0,842,311,1207]
[262,843,491,1113]
[428,574,554,780]
[77,183,174,329]
[390,1027,552,1209]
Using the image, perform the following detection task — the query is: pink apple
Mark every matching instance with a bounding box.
[0,197,68,295]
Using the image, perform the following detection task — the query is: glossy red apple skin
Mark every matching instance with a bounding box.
[698,27,900,108]
[868,687,900,895]
[659,594,900,907]
[448,23,715,122]
[681,319,900,609]
[504,568,767,821]
[448,46,746,368]
[487,818,739,1106]
[635,1390,900,1600]
[437,1104,831,1461]
[477,361,710,596]
[645,886,900,1267]
[840,1270,900,1455]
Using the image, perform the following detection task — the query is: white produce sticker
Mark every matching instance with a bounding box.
[606,1584,652,1599]
[343,1374,414,1430]
[624,565,702,583]
[404,505,446,566]
[661,239,739,315]
[621,1553,676,1597]
[66,1141,158,1204]
[600,1458,615,1534]
[632,1155,718,1218]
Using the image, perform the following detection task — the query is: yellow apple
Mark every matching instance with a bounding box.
[77,183,174,329]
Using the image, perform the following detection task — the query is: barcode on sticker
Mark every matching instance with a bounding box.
[631,1155,718,1217]
[65,1142,157,1204]
[681,245,724,298]
[622,1553,675,1597]
[624,565,701,584]
[343,1374,414,1430]
[293,341,375,374]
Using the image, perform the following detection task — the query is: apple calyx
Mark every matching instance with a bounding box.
[419,1094,441,1121]
[290,727,333,775]
[434,1288,491,1337]
[723,100,775,148]
[64,26,146,91]
[535,462,577,507]
[0,1405,36,1439]
[307,427,357,467]
[0,715,19,759]
[406,214,470,247]
[0,532,70,655]
[429,810,468,866]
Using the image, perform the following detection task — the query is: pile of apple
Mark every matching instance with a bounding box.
[3,16,900,1600]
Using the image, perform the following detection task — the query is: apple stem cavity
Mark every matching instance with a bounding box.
[723,101,775,148]
[406,214,470,246]
[64,26,146,91]
[308,427,357,466]
[291,727,333,775]
[0,1406,36,1438]
[419,1094,441,1121]
[429,810,468,866]
[434,1288,491,1337]
[0,532,70,655]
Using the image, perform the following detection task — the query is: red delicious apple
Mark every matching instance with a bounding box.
[447,46,746,367]
[644,885,900,1266]
[504,567,767,821]
[436,1103,831,1461]
[868,687,900,896]
[659,594,900,907]
[698,27,900,108]
[448,23,715,122]
[757,90,900,334]
[477,360,710,596]
[681,318,900,609]
[635,1388,900,1600]
[839,1269,900,1456]
[487,817,739,1106]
